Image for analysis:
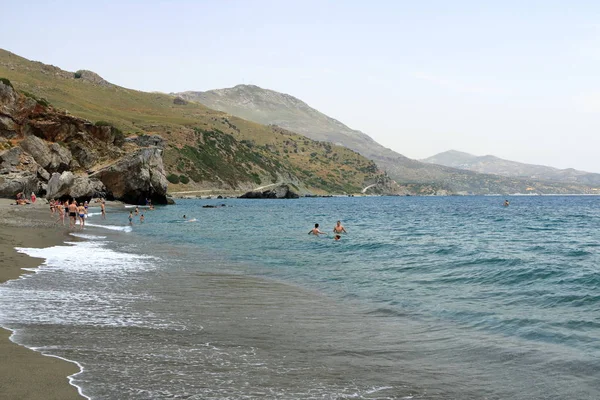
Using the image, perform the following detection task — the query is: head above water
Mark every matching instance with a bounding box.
[315,223,319,228]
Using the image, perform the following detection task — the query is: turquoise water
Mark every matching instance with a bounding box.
[1,196,599,399]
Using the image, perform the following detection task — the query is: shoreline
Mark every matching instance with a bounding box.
[0,200,86,400]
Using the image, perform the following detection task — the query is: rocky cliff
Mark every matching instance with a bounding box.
[0,79,168,203]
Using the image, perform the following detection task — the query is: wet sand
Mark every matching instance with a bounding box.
[0,199,84,399]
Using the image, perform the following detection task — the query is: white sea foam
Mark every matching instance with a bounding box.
[85,222,132,232]
[70,233,107,240]
[14,240,155,274]
[86,212,102,217]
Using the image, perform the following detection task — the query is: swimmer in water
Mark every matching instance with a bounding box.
[504,200,510,207]
[334,234,341,241]
[308,223,327,236]
[333,220,347,234]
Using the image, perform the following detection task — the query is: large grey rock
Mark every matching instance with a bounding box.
[48,142,72,172]
[239,184,299,199]
[69,176,106,199]
[0,147,24,167]
[20,135,72,173]
[0,80,19,117]
[93,148,168,204]
[46,171,74,199]
[0,115,17,138]
[0,172,39,198]
[69,141,98,169]
[45,171,106,200]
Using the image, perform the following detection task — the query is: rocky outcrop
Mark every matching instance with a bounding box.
[239,184,299,199]
[0,171,38,198]
[0,147,45,197]
[19,134,73,173]
[0,78,170,203]
[124,134,165,149]
[92,148,168,204]
[173,97,188,105]
[45,171,106,200]
[45,171,74,198]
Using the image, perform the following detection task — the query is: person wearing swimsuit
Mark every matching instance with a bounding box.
[68,201,78,229]
[78,203,86,229]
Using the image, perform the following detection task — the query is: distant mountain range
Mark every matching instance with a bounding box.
[176,85,598,194]
[422,150,600,186]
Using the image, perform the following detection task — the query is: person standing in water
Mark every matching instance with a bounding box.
[333,221,347,234]
[140,214,145,223]
[68,200,78,229]
[504,200,510,207]
[128,211,134,225]
[78,202,86,229]
[100,200,106,219]
[308,223,327,236]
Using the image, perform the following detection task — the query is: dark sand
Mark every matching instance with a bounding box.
[0,199,85,399]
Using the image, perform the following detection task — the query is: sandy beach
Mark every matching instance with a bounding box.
[0,199,85,400]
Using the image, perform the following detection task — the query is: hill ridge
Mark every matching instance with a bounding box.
[176,85,599,194]
[422,150,600,186]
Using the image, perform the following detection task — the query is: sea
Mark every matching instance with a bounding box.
[1,196,599,400]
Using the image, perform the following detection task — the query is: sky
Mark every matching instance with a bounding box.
[3,0,600,172]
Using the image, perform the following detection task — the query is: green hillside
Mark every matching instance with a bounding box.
[179,85,599,194]
[0,49,387,194]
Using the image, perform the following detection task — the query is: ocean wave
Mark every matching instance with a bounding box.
[85,223,133,232]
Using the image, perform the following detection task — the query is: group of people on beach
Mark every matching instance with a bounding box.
[13,191,36,205]
[309,220,347,241]
[49,198,107,228]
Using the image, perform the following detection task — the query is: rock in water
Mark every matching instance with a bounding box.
[92,148,168,204]
[239,184,299,199]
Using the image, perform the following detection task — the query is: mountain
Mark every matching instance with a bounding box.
[422,150,600,186]
[0,49,394,196]
[176,85,598,194]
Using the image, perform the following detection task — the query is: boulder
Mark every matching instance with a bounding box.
[19,135,51,169]
[239,184,299,199]
[92,148,168,204]
[45,171,106,200]
[0,80,19,118]
[0,171,39,198]
[48,142,72,172]
[0,147,24,168]
[69,141,98,169]
[46,171,74,199]
[20,135,72,173]
[69,176,106,199]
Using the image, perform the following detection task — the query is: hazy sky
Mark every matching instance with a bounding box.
[3,1,600,172]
